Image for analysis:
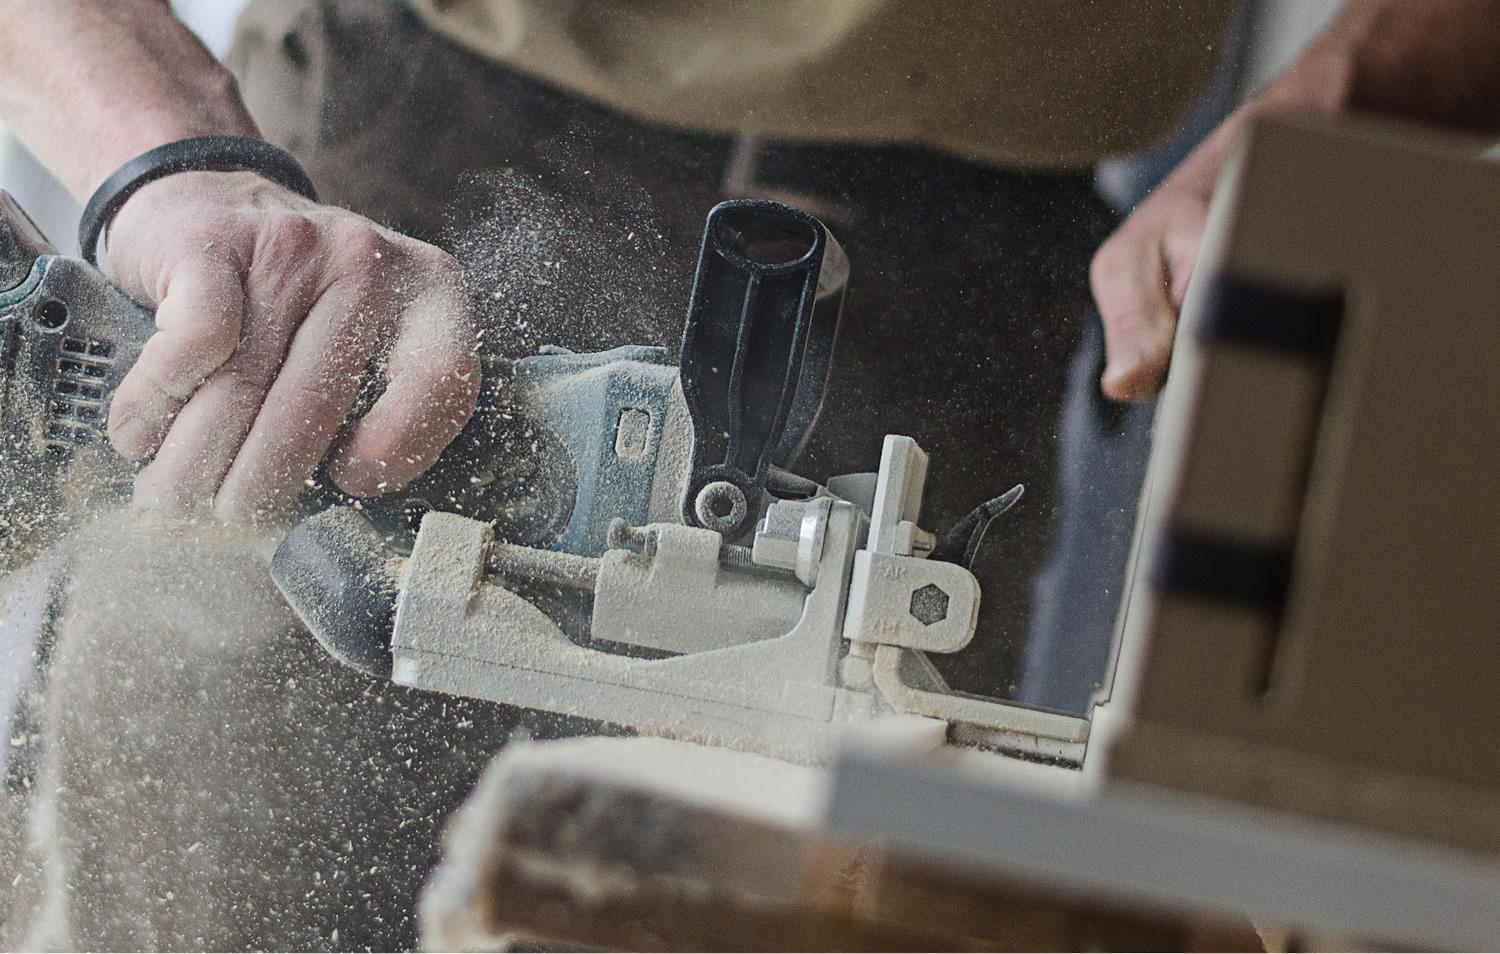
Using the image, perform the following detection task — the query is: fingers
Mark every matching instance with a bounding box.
[211,262,390,522]
[328,259,479,498]
[130,230,476,520]
[1091,194,1208,402]
[107,252,246,459]
[132,355,285,513]
[132,287,319,514]
[131,217,325,516]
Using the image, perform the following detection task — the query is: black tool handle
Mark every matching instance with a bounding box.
[677,200,846,537]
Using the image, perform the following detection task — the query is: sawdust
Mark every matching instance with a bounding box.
[4,505,562,950]
[0,142,768,954]
[442,166,689,356]
[0,167,694,949]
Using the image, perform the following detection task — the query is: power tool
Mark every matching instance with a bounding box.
[0,192,1089,763]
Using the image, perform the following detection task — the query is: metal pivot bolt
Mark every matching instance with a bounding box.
[693,480,748,534]
[751,496,831,586]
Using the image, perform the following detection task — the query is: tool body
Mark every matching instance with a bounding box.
[0,193,1087,763]
[0,194,152,566]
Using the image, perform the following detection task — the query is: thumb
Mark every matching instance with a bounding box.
[1092,196,1209,402]
[1092,226,1177,402]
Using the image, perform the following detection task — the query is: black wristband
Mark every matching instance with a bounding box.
[78,135,319,266]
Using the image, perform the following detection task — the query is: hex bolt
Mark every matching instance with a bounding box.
[909,583,950,626]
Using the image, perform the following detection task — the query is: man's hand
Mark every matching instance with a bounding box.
[104,171,480,523]
[1090,0,1500,403]
[0,0,478,522]
[1090,18,1355,404]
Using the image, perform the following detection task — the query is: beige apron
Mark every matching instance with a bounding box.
[407,0,1235,167]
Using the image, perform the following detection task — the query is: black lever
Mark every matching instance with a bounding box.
[930,484,1025,569]
[677,200,847,538]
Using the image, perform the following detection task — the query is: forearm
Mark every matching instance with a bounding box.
[1330,0,1500,131]
[1164,0,1500,196]
[0,0,259,199]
